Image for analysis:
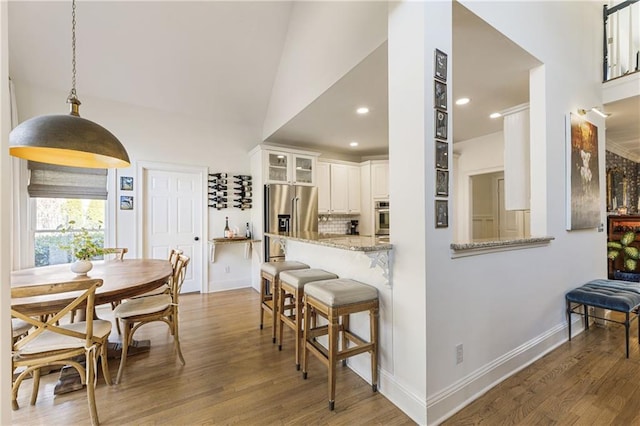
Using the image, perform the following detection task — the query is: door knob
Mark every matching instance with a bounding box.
[194,236,200,241]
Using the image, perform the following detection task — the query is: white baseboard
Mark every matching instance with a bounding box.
[206,278,251,293]
[348,356,427,425]
[426,317,582,425]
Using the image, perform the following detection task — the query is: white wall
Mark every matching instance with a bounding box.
[12,82,259,293]
[262,1,387,139]
[426,1,606,423]
[1,1,12,421]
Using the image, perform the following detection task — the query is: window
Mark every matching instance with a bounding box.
[34,198,105,266]
[27,161,109,267]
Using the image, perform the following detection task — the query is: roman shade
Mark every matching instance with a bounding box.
[27,161,108,200]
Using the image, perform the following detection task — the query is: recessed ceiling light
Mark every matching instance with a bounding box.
[356,107,369,115]
[455,98,470,105]
[489,112,502,119]
[350,141,359,147]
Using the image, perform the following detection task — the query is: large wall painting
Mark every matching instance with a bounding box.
[566,113,600,230]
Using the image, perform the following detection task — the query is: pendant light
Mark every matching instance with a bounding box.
[9,0,130,169]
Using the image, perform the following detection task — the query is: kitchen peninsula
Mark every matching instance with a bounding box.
[264,231,393,387]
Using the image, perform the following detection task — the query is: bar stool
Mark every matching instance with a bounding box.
[260,261,309,343]
[278,268,339,369]
[302,278,379,411]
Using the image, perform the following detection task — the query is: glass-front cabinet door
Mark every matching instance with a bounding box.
[293,155,314,185]
[266,152,290,184]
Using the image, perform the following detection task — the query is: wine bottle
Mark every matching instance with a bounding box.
[234,191,252,197]
[224,216,231,238]
[209,197,228,202]
[209,173,228,179]
[235,180,251,187]
[245,222,252,239]
[233,203,252,210]
[210,191,228,196]
[208,184,228,191]
[233,175,252,181]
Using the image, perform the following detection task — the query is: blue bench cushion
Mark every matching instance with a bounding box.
[566,279,640,312]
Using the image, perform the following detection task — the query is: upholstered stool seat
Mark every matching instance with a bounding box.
[566,279,640,358]
[260,261,309,343]
[278,269,338,369]
[302,278,379,410]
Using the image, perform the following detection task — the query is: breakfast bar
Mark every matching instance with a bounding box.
[264,231,393,386]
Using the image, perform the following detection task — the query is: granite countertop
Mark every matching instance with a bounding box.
[265,231,393,252]
[450,236,555,251]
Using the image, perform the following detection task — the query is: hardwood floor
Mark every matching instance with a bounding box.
[11,288,415,425]
[444,313,640,425]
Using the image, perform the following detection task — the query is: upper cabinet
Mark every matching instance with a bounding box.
[263,149,318,186]
[318,161,361,214]
[371,161,389,199]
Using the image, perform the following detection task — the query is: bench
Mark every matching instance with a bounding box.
[566,279,640,357]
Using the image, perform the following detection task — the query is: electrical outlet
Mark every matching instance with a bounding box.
[224,266,230,273]
[456,343,463,364]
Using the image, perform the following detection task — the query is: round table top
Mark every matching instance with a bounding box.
[11,259,173,316]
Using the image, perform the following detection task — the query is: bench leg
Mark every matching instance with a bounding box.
[584,305,589,330]
[566,299,572,341]
[626,312,630,358]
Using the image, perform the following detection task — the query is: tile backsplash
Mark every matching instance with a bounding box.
[318,214,360,235]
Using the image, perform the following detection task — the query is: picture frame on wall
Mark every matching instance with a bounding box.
[434,49,447,81]
[436,170,449,196]
[120,176,133,191]
[435,200,448,228]
[435,140,448,169]
[120,196,134,210]
[434,80,447,110]
[566,112,600,230]
[435,110,448,139]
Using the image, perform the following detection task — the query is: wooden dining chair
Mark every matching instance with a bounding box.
[113,254,190,384]
[102,247,128,260]
[130,248,183,300]
[11,278,112,426]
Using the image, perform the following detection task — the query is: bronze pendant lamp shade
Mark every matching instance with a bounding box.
[9,0,130,169]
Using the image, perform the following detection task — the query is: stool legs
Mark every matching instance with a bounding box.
[259,272,278,343]
[370,306,379,392]
[328,309,339,411]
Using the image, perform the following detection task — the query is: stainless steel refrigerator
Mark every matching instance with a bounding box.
[264,184,318,262]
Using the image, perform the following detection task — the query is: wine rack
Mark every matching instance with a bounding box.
[233,175,252,210]
[208,173,228,210]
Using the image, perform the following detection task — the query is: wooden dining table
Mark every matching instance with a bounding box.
[11,258,173,316]
[11,258,173,394]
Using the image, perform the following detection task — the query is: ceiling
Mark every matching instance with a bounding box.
[8,1,639,161]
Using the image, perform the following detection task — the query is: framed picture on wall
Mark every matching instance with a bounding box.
[120,176,133,191]
[435,140,448,169]
[120,196,134,210]
[434,80,447,110]
[434,49,447,81]
[436,170,449,196]
[435,200,448,228]
[435,110,448,139]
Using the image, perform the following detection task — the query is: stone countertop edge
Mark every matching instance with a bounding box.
[450,236,555,251]
[265,232,393,252]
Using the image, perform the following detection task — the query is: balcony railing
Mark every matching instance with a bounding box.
[603,0,640,82]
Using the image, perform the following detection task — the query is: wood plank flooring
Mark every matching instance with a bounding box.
[11,288,415,425]
[444,313,640,425]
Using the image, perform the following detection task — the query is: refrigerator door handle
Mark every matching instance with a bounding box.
[295,196,300,233]
[291,196,296,233]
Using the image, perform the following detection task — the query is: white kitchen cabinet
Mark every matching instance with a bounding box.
[264,150,316,186]
[317,162,331,214]
[319,162,361,214]
[371,161,389,199]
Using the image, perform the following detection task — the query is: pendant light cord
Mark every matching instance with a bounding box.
[69,0,77,101]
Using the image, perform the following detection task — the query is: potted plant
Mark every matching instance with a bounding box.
[607,230,640,282]
[58,220,105,275]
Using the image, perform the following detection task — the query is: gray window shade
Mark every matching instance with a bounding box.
[27,161,108,200]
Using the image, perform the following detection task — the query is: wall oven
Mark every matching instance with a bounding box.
[374,200,390,236]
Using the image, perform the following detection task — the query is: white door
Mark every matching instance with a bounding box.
[498,178,525,239]
[142,166,205,293]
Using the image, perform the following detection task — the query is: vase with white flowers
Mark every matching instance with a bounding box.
[58,220,105,275]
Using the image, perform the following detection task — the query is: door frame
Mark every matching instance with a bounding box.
[136,160,208,293]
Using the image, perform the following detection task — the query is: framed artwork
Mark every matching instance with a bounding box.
[435,110,448,139]
[435,140,448,169]
[436,170,449,196]
[434,49,447,81]
[434,80,447,110]
[120,176,133,191]
[435,200,448,228]
[566,113,600,230]
[120,196,134,210]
